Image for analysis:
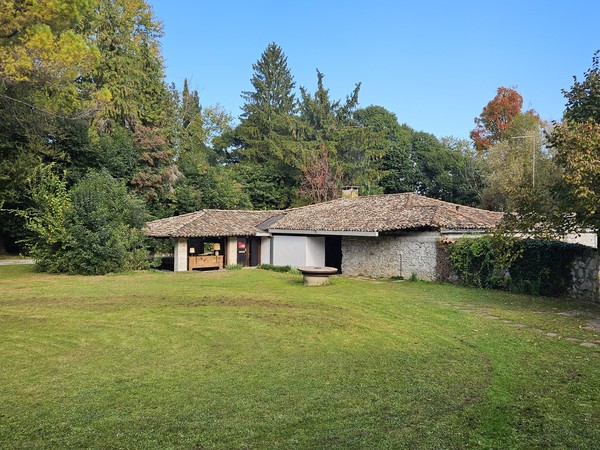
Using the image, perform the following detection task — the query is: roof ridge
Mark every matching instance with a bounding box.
[192,208,283,214]
[407,194,502,216]
[173,210,208,235]
[284,192,417,213]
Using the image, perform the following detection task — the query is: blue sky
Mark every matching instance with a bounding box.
[149,0,599,140]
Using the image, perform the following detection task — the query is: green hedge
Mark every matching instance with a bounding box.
[449,236,585,296]
[509,240,584,296]
[257,264,299,274]
[448,236,506,289]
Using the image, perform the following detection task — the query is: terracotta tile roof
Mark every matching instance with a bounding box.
[268,193,503,232]
[144,210,281,238]
[144,193,503,238]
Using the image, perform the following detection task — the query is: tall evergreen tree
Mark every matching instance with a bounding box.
[181,79,201,130]
[88,0,177,217]
[90,0,169,130]
[235,42,297,163]
[230,43,300,209]
[172,80,249,213]
[241,42,296,131]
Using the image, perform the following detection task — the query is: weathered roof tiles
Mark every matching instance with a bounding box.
[268,193,503,232]
[143,193,504,238]
[144,209,281,238]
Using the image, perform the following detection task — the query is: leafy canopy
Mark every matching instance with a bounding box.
[470,87,524,152]
[546,51,600,234]
[24,168,152,275]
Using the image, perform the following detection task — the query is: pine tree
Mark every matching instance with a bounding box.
[230,43,300,209]
[236,42,297,163]
[241,42,296,131]
[181,79,201,130]
[298,70,380,196]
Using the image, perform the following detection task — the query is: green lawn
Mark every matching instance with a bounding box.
[1,266,599,449]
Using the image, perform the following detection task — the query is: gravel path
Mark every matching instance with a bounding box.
[0,259,35,265]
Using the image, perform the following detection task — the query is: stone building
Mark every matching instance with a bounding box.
[144,193,503,280]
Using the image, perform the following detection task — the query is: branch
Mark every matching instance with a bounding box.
[0,29,20,40]
[0,93,93,121]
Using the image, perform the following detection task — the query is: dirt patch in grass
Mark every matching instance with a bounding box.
[557,310,596,318]
[184,297,302,309]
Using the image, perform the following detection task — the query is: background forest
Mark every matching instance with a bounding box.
[1,0,599,273]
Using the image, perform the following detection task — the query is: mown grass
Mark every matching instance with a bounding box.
[0,265,599,449]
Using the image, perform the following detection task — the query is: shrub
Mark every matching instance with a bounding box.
[225,264,243,270]
[22,165,72,273]
[509,239,584,296]
[448,236,506,289]
[258,264,295,273]
[25,169,153,275]
[449,236,586,296]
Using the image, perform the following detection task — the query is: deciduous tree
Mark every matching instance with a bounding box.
[547,51,600,235]
[470,87,524,152]
[498,52,600,243]
[298,70,379,196]
[480,112,559,212]
[23,168,151,274]
[0,0,98,84]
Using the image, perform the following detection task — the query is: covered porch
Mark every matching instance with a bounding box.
[172,235,269,272]
[144,209,280,272]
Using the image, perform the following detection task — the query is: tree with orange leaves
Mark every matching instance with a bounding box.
[470,87,524,152]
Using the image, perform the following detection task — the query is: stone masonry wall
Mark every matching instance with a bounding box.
[341,232,440,280]
[436,237,599,303]
[569,248,599,303]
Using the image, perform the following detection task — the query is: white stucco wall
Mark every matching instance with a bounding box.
[272,235,308,267]
[261,236,271,265]
[341,232,440,280]
[174,238,188,272]
[562,232,598,249]
[271,235,325,267]
[306,236,325,266]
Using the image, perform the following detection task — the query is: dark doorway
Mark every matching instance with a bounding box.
[325,236,342,272]
[236,237,261,267]
[237,238,247,266]
[249,237,261,267]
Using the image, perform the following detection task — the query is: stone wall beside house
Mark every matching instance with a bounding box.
[341,232,439,280]
[436,238,599,303]
[562,232,598,249]
[569,248,599,303]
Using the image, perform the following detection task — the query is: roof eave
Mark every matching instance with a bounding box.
[440,228,493,234]
[268,228,379,237]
